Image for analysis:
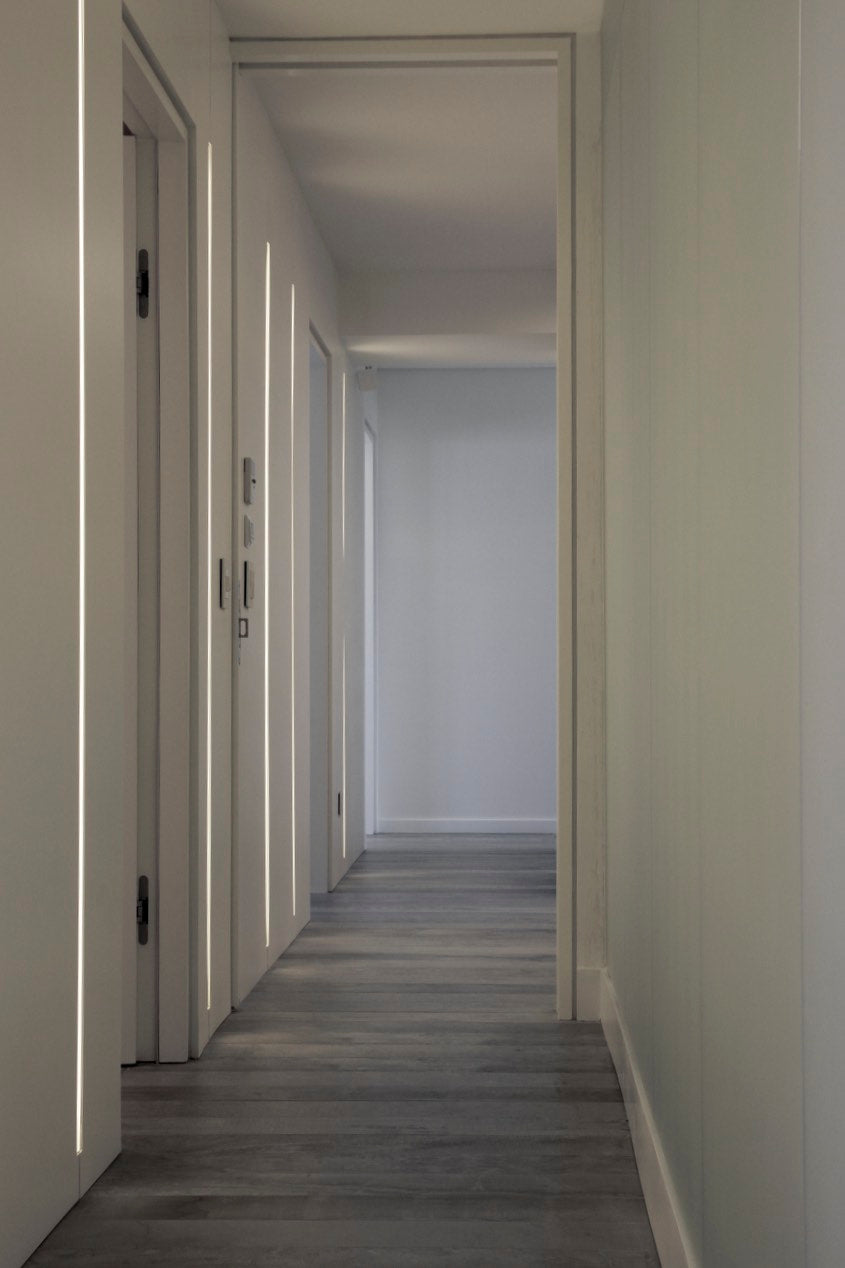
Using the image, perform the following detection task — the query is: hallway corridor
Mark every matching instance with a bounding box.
[28,838,657,1266]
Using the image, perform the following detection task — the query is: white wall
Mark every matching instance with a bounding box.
[0,3,233,1262]
[800,3,845,1263]
[0,6,123,1263]
[602,2,804,1264]
[233,72,365,1005]
[375,369,556,834]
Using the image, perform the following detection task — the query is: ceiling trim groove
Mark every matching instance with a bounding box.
[237,59,556,71]
[231,35,571,68]
[229,32,579,43]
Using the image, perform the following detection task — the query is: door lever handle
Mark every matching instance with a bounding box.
[136,874,149,945]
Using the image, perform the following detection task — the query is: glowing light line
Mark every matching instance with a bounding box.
[290,285,296,915]
[342,639,347,860]
[341,375,348,859]
[264,243,271,948]
[205,143,214,1012]
[341,372,347,558]
[76,0,86,1157]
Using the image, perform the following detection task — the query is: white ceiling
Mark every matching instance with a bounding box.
[231,2,573,366]
[249,64,557,273]
[219,0,603,39]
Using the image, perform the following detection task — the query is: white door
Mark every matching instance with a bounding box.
[122,136,138,1065]
[122,130,160,1064]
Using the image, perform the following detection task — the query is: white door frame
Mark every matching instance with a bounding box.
[122,25,192,1062]
[231,34,578,1019]
[308,325,333,894]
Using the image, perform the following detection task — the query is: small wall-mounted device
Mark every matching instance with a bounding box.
[356,365,378,392]
[244,515,255,548]
[219,558,231,610]
[243,560,256,609]
[136,875,149,945]
[243,457,257,504]
[136,249,150,319]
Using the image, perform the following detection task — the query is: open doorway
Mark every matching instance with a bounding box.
[236,34,576,1017]
[121,27,192,1065]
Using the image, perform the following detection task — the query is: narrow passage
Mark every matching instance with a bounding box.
[30,836,658,1266]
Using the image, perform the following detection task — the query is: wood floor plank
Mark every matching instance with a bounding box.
[27,835,657,1267]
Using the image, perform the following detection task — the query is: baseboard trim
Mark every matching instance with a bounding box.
[376,817,557,835]
[600,971,700,1268]
[576,966,602,1020]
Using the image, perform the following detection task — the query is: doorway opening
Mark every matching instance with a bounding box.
[235,35,575,1016]
[121,25,192,1064]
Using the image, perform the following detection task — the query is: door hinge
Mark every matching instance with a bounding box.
[136,874,150,945]
[136,248,149,318]
[337,791,343,817]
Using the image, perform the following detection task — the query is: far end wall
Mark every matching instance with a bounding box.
[375,368,556,835]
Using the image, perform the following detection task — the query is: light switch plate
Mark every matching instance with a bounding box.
[243,456,256,504]
[219,558,231,610]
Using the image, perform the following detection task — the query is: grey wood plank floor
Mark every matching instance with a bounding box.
[28,835,658,1267]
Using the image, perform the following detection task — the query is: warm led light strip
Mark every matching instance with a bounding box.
[341,373,347,558]
[75,0,86,1158]
[342,639,347,860]
[340,374,348,859]
[290,284,296,915]
[205,143,213,1013]
[264,243,271,949]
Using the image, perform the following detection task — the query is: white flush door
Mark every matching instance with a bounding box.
[121,134,139,1066]
[122,131,160,1064]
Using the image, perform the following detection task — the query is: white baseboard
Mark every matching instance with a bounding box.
[576,966,602,1020]
[600,971,700,1268]
[376,817,557,835]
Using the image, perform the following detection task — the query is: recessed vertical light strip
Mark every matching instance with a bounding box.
[264,242,271,949]
[75,0,86,1159]
[342,639,347,860]
[205,142,213,1013]
[341,373,347,557]
[341,373,348,860]
[290,284,297,916]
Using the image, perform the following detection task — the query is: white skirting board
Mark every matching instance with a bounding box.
[376,818,557,834]
[600,971,700,1268]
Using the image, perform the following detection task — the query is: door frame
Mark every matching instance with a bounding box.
[231,34,583,1019]
[122,24,192,1062]
[307,326,334,894]
[363,419,378,838]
